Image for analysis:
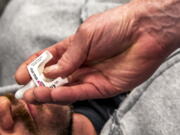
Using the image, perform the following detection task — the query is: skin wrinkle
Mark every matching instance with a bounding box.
[81,68,117,96]
[87,82,106,98]
[85,23,96,64]
[33,87,48,103]
[75,22,94,65]
[86,5,137,63]
[137,0,180,47]
[83,5,139,68]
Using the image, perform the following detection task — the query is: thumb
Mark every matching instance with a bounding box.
[44,32,91,78]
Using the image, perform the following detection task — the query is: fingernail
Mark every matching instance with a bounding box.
[44,64,60,73]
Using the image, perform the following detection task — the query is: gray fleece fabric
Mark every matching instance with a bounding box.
[1,0,180,135]
[101,50,180,135]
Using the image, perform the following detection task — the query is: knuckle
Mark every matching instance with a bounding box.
[60,53,75,67]
[77,15,96,36]
[85,13,100,22]
[77,23,90,35]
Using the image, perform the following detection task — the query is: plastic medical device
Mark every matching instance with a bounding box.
[15,51,68,99]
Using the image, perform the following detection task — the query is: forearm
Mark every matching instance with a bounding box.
[129,0,180,55]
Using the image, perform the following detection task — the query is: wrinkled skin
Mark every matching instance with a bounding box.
[0,95,97,135]
[15,0,180,104]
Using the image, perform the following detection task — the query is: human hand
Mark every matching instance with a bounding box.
[15,0,180,104]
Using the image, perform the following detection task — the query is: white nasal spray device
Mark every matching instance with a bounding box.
[15,51,68,99]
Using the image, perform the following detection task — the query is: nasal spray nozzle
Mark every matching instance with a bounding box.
[15,51,68,99]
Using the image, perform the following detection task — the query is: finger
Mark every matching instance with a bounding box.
[15,53,40,85]
[23,87,52,104]
[23,72,117,105]
[23,84,102,105]
[15,37,70,85]
[52,83,105,104]
[44,27,92,79]
[51,72,118,104]
[0,97,14,130]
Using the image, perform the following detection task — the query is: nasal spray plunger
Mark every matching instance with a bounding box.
[15,51,68,99]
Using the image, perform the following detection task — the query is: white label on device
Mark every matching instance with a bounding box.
[27,51,68,88]
[15,51,68,99]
